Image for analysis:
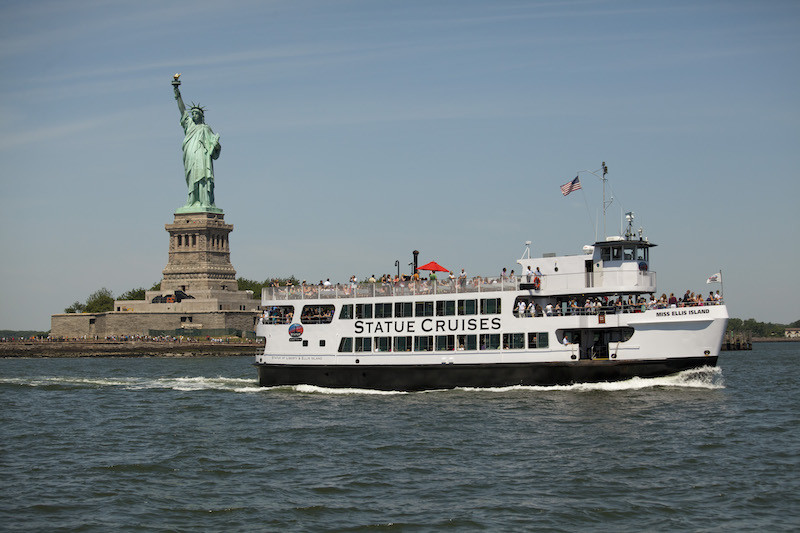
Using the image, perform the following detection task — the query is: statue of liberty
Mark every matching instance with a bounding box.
[172,74,222,213]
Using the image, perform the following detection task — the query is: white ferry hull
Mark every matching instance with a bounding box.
[255,356,717,391]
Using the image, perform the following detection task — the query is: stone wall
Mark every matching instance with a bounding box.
[51,310,259,338]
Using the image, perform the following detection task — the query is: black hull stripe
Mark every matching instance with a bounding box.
[255,357,718,391]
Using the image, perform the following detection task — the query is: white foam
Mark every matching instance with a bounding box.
[458,365,724,392]
[290,384,408,395]
[1,366,723,394]
[0,375,257,392]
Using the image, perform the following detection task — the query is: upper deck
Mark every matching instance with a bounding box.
[261,269,657,302]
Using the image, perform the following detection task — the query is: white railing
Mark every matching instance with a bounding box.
[261,270,658,301]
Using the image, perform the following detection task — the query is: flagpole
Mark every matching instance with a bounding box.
[576,162,611,240]
[720,268,724,300]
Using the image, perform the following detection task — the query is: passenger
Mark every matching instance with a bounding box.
[545,303,554,316]
[517,300,526,317]
[459,269,467,288]
[668,293,678,307]
[501,267,507,280]
[535,267,543,278]
[526,266,533,282]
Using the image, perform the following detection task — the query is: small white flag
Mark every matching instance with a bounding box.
[706,273,721,284]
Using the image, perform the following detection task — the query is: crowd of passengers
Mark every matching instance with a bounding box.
[516,290,723,317]
[260,307,293,324]
[267,268,544,297]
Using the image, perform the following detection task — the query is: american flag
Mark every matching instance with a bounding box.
[560,176,582,196]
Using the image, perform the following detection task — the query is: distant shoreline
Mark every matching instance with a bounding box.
[0,339,259,358]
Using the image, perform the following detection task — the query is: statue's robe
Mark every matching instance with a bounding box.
[180,110,221,207]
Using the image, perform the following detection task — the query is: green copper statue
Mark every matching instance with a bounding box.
[172,74,222,213]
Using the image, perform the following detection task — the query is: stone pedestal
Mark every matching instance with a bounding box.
[161,211,238,293]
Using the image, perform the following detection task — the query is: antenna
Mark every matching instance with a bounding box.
[521,241,532,259]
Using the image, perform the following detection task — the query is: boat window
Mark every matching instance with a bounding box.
[395,302,413,318]
[435,335,455,351]
[600,247,611,262]
[528,332,549,349]
[457,334,477,351]
[623,247,635,260]
[394,336,412,352]
[415,301,434,317]
[436,300,456,316]
[503,333,525,349]
[338,337,353,352]
[479,334,501,350]
[612,247,622,260]
[608,327,634,342]
[513,297,535,317]
[375,303,393,319]
[414,335,434,352]
[355,337,372,352]
[355,303,373,319]
[263,305,294,324]
[458,299,477,315]
[339,304,353,320]
[374,336,391,352]
[480,298,501,315]
[301,304,334,324]
[636,247,648,261]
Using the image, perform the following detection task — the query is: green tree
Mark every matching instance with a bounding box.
[119,287,147,300]
[84,288,114,313]
[64,301,86,313]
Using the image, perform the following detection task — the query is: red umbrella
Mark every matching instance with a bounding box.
[418,261,450,272]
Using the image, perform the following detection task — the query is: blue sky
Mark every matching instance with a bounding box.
[1,0,798,330]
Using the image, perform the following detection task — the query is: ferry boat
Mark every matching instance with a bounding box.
[254,220,728,391]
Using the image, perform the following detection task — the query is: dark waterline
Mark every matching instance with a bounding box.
[2,344,799,532]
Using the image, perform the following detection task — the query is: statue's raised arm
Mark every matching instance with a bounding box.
[170,74,222,214]
[172,73,186,116]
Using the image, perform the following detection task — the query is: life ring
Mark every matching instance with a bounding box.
[533,276,541,290]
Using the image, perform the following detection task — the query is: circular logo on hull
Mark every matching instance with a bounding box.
[288,323,304,338]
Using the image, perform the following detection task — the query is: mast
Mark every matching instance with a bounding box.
[578,162,612,240]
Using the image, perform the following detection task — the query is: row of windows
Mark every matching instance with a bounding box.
[599,245,649,262]
[339,299,501,320]
[175,234,228,249]
[337,332,549,352]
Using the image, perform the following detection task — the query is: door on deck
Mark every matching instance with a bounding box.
[585,260,594,288]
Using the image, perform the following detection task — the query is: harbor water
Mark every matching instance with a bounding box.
[1,343,798,531]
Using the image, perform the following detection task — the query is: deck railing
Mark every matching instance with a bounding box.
[262,270,658,301]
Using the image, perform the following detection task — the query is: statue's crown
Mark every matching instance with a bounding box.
[189,102,206,114]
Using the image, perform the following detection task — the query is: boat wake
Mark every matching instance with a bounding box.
[458,365,724,393]
[0,375,257,392]
[1,366,722,394]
